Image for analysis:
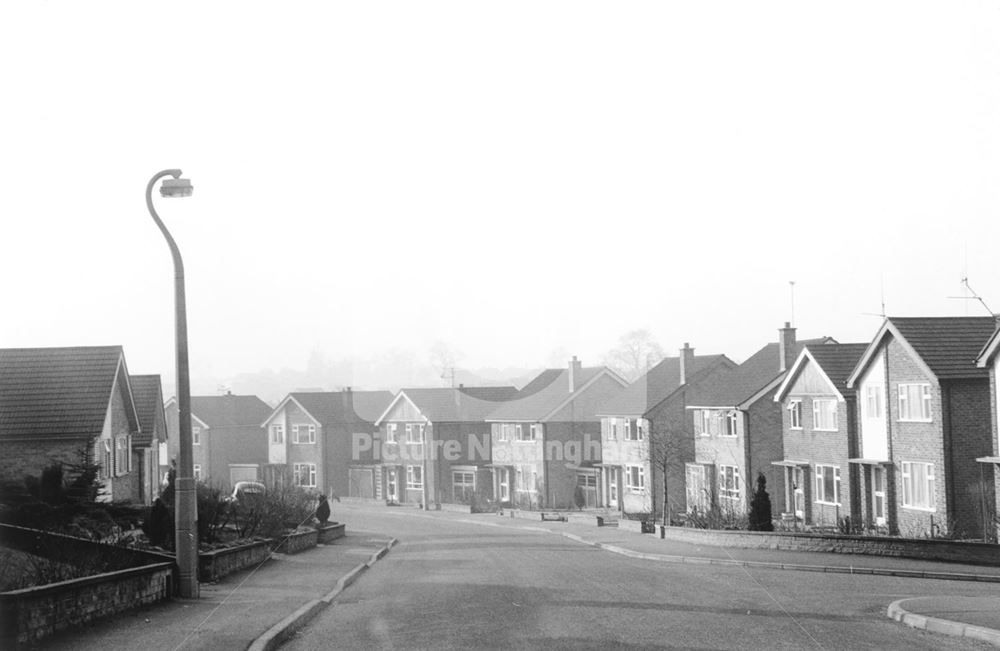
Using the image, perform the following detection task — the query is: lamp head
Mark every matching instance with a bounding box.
[161,177,193,198]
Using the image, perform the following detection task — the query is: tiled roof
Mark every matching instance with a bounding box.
[597,355,732,416]
[976,323,1000,367]
[457,386,519,402]
[191,394,272,429]
[485,367,607,421]
[390,387,517,423]
[129,375,164,446]
[802,344,869,393]
[516,369,562,397]
[889,317,996,380]
[290,391,394,424]
[0,346,132,441]
[688,338,834,408]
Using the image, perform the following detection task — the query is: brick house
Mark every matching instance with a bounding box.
[0,346,141,502]
[771,343,867,529]
[975,322,1000,541]
[487,358,627,510]
[596,344,735,518]
[262,389,392,498]
[846,316,997,538]
[129,374,168,505]
[684,325,835,516]
[370,386,519,507]
[165,392,272,489]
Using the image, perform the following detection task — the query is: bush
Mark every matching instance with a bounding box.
[748,473,774,532]
[684,504,748,530]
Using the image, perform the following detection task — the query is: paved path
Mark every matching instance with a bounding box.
[284,505,999,650]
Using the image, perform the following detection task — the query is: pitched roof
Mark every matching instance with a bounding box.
[288,390,394,424]
[976,323,1000,368]
[190,394,272,429]
[388,387,518,423]
[0,346,136,441]
[485,367,616,421]
[516,369,562,397]
[129,374,165,446]
[457,385,519,402]
[688,338,834,408]
[848,316,996,386]
[597,354,732,416]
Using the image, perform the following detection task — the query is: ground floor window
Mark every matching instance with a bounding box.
[193,465,202,481]
[719,464,741,502]
[814,464,840,505]
[515,465,537,492]
[453,470,476,502]
[686,464,709,512]
[406,465,423,490]
[497,468,510,501]
[608,467,619,504]
[293,463,316,487]
[901,461,935,510]
[625,464,644,492]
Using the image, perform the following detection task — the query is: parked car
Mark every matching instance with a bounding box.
[227,481,265,507]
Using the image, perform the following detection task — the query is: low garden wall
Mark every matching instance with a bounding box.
[198,539,273,583]
[659,526,1000,566]
[273,528,318,554]
[0,523,172,568]
[317,523,345,544]
[0,561,174,647]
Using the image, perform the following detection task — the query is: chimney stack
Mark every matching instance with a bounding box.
[778,322,797,372]
[679,343,695,386]
[568,356,582,393]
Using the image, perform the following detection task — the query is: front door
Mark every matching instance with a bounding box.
[386,467,399,502]
[792,467,805,520]
[871,466,886,526]
[607,467,619,509]
[496,468,510,504]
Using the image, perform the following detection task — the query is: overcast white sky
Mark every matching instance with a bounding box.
[2,1,998,389]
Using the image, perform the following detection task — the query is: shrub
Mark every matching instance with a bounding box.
[747,473,774,532]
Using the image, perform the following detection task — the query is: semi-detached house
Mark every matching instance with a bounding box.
[975,321,1000,542]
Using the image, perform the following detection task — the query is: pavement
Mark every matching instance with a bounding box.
[32,505,1000,649]
[35,528,396,651]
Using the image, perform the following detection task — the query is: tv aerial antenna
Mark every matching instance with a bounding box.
[862,275,887,319]
[948,276,995,316]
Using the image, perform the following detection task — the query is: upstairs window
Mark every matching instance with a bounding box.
[530,424,543,440]
[624,418,643,441]
[723,412,739,437]
[270,424,284,445]
[406,424,424,444]
[812,399,838,431]
[788,400,802,429]
[293,424,316,444]
[386,423,398,443]
[865,385,883,419]
[192,426,201,445]
[898,384,932,422]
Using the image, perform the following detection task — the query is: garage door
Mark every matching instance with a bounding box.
[349,469,374,498]
[229,465,259,485]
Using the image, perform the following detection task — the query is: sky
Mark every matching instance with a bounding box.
[2,1,999,395]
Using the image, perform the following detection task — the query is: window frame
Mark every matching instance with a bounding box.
[901,461,936,511]
[292,423,316,444]
[406,464,423,490]
[270,424,285,445]
[192,426,201,445]
[897,383,932,422]
[193,464,202,481]
[788,400,802,430]
[719,464,741,502]
[625,464,645,492]
[814,464,840,505]
[723,411,739,437]
[293,462,317,487]
[812,399,838,431]
[865,385,883,419]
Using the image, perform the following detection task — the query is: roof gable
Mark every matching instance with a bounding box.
[129,374,166,446]
[0,346,137,441]
[486,367,627,422]
[598,354,733,416]
[774,344,867,402]
[190,394,272,428]
[977,324,1000,368]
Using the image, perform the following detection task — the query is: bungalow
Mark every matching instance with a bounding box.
[262,388,393,497]
[129,374,168,505]
[487,358,627,510]
[846,316,996,538]
[685,324,835,515]
[370,385,519,507]
[0,346,141,502]
[597,344,735,519]
[975,321,1000,541]
[165,392,272,489]
[772,343,868,529]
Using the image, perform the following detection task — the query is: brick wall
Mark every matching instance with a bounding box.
[945,379,995,538]
[747,399,785,515]
[646,389,697,520]
[0,438,90,484]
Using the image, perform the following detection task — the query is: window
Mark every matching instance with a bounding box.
[515,465,536,492]
[625,465,645,492]
[530,424,543,440]
[719,465,741,501]
[625,418,643,441]
[193,464,202,481]
[635,419,648,441]
[898,384,932,421]
[788,400,802,429]
[515,424,523,441]
[686,464,710,512]
[901,461,935,510]
[453,471,476,501]
[115,436,128,476]
[293,463,317,487]
[814,465,840,504]
[514,424,534,442]
[270,424,284,444]
[724,412,739,437]
[292,424,316,444]
[608,467,619,503]
[812,399,838,431]
[386,469,398,500]
[865,385,883,419]
[386,423,398,443]
[102,439,112,479]
[406,424,424,444]
[192,426,201,445]
[406,465,423,490]
[695,410,713,437]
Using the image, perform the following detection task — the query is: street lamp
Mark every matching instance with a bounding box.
[146,169,198,599]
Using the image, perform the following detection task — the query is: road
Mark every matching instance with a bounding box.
[285,505,996,650]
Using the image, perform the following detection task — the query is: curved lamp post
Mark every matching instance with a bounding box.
[146,169,198,599]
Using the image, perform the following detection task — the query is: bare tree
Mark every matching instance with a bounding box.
[604,329,666,382]
[429,341,463,386]
[646,425,693,525]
